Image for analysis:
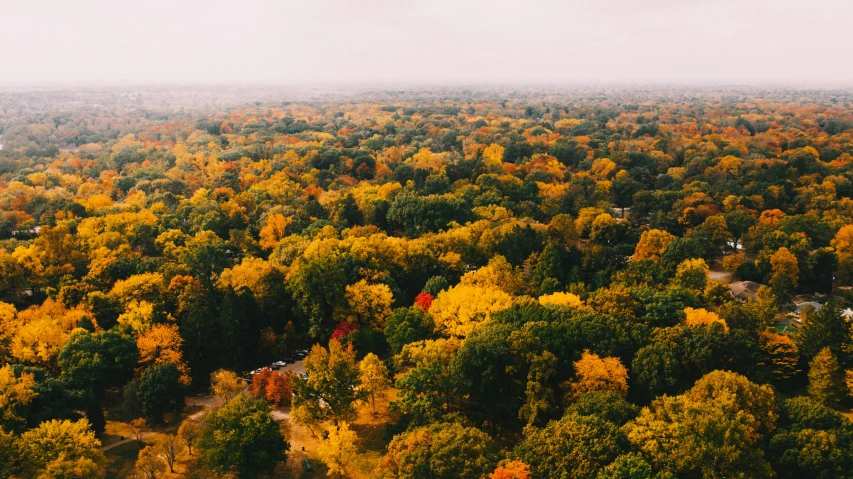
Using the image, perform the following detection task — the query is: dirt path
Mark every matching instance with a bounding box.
[102,432,154,451]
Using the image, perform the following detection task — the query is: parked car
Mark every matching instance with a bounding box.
[272,361,287,368]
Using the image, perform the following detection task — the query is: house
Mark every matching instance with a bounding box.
[729,281,764,302]
[793,301,823,319]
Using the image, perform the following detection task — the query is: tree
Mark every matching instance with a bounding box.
[758,331,800,385]
[259,213,292,250]
[287,252,348,339]
[178,418,201,456]
[514,413,627,479]
[125,362,186,423]
[250,368,293,406]
[570,350,629,399]
[489,461,532,479]
[317,422,358,479]
[0,364,36,432]
[595,453,655,479]
[626,371,777,479]
[0,427,16,479]
[134,445,166,479]
[18,419,104,479]
[538,292,584,308]
[796,301,853,363]
[683,307,729,331]
[210,369,244,401]
[198,395,289,477]
[137,323,190,384]
[384,307,435,354]
[359,353,391,414]
[292,340,364,425]
[633,229,675,261]
[129,418,147,446]
[154,434,180,473]
[428,284,513,338]
[768,397,853,479]
[832,223,853,283]
[381,422,496,479]
[58,329,138,392]
[394,338,463,423]
[770,247,799,306]
[565,390,640,427]
[808,347,847,408]
[673,258,708,292]
[341,279,394,330]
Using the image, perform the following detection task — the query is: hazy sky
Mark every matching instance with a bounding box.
[3,0,853,86]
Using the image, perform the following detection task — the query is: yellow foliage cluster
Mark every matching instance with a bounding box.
[341,279,394,330]
[428,284,513,338]
[570,350,629,398]
[684,307,729,331]
[633,229,675,261]
[538,292,583,308]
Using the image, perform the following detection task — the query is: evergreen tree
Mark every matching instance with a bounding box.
[807,347,847,408]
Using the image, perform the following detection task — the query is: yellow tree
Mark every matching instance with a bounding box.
[428,284,513,338]
[832,224,853,282]
[633,229,675,261]
[538,292,583,308]
[177,419,201,456]
[317,422,358,479]
[134,445,166,479]
[137,323,190,384]
[684,307,729,331]
[0,364,36,430]
[18,419,104,478]
[358,353,391,414]
[259,213,293,250]
[154,434,180,473]
[769,247,799,304]
[210,369,244,401]
[341,279,394,330]
[570,350,629,399]
[673,258,709,292]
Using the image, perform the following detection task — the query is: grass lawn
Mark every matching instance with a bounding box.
[105,441,141,478]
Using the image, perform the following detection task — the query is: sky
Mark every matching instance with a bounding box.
[2,0,853,86]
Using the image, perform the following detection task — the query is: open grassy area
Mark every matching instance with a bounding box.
[103,390,398,478]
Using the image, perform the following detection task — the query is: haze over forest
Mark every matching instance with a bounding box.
[3,2,853,479]
[4,0,853,86]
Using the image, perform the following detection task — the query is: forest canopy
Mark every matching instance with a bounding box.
[1,86,853,478]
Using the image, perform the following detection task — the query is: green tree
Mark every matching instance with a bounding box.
[808,347,847,408]
[626,371,777,479]
[565,391,640,427]
[796,301,853,364]
[381,422,496,479]
[514,413,627,479]
[384,307,435,354]
[595,453,656,479]
[292,340,364,425]
[768,397,853,479]
[124,362,186,423]
[198,395,288,477]
[58,329,138,392]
